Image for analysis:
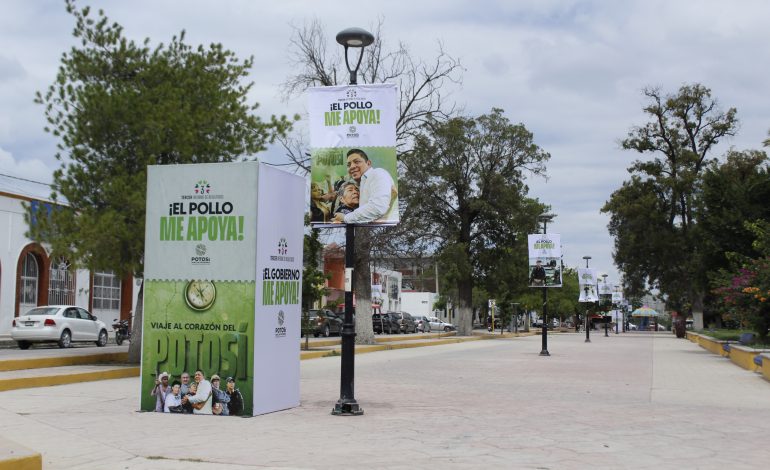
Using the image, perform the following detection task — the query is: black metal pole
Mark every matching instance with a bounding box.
[332,225,363,415]
[584,285,591,343]
[604,316,609,337]
[539,218,550,356]
[332,38,368,415]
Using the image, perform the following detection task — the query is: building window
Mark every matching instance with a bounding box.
[48,257,75,305]
[93,270,121,311]
[20,253,39,311]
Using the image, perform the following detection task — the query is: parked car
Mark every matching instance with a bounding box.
[390,311,417,334]
[308,309,343,337]
[11,305,109,349]
[373,312,400,334]
[413,315,432,333]
[427,316,456,332]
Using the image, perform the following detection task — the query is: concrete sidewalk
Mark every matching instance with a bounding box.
[1,332,769,469]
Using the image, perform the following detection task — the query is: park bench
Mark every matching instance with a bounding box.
[722,333,755,354]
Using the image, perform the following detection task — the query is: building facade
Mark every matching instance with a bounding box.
[0,175,136,340]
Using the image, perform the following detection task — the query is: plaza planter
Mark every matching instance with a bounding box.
[729,345,770,372]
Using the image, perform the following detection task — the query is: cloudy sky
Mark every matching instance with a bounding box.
[2,0,770,282]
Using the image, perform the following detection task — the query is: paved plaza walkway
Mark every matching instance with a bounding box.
[1,332,769,469]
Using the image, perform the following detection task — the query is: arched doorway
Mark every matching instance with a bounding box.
[16,244,49,316]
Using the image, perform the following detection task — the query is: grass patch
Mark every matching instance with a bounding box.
[699,329,770,347]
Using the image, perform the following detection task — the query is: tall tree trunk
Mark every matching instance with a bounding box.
[354,227,376,345]
[457,278,474,336]
[691,291,705,331]
[127,280,144,364]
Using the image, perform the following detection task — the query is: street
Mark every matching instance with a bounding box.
[1,332,769,469]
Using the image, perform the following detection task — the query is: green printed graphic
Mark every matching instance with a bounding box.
[140,280,255,415]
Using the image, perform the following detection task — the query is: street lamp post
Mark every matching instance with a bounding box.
[331,27,374,417]
[614,286,620,335]
[602,274,609,337]
[583,256,591,343]
[538,214,554,357]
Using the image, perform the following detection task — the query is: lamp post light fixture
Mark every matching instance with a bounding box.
[336,27,375,85]
[538,214,555,357]
[331,26,374,417]
[583,256,592,343]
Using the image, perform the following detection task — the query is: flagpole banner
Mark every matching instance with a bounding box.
[527,233,562,287]
[308,84,399,227]
[611,292,624,304]
[142,162,304,417]
[577,268,598,302]
[579,284,599,302]
[598,282,614,296]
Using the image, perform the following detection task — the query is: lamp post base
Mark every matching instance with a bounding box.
[331,400,364,416]
[539,350,550,356]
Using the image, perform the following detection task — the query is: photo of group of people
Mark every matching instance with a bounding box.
[310,147,398,226]
[150,370,244,416]
[528,258,562,287]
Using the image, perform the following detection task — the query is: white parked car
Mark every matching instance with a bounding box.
[412,315,432,333]
[427,316,456,332]
[11,305,109,349]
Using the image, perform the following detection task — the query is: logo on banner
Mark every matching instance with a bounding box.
[347,125,359,138]
[194,180,211,194]
[191,243,210,265]
[271,237,294,262]
[275,310,287,337]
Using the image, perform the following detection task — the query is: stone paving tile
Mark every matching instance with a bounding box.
[0,333,769,469]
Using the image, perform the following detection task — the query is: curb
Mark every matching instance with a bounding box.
[0,352,129,372]
[0,437,42,470]
[0,366,140,392]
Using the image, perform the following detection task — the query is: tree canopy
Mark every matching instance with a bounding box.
[602,84,738,329]
[29,0,294,361]
[400,108,550,334]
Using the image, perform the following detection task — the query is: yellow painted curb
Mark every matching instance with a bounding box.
[0,437,42,470]
[0,352,129,372]
[0,454,41,470]
[0,367,140,392]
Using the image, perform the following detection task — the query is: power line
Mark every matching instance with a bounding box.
[0,172,53,187]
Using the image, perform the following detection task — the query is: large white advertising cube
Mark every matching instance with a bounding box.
[141,162,304,416]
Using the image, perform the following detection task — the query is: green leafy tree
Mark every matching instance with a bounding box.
[711,221,770,340]
[602,84,738,332]
[301,226,329,348]
[29,1,294,362]
[401,108,550,334]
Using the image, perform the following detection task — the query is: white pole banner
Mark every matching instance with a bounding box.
[611,292,623,304]
[598,281,614,295]
[579,284,599,303]
[527,233,562,287]
[308,84,399,227]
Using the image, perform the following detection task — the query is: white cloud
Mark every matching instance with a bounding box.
[1,0,769,285]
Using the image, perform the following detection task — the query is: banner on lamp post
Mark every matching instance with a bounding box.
[598,281,614,296]
[612,292,624,304]
[308,84,398,227]
[577,268,598,302]
[527,233,562,287]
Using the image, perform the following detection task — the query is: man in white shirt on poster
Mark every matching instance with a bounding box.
[181,370,213,415]
[332,148,397,224]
